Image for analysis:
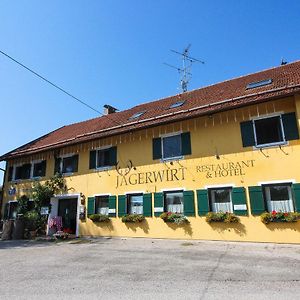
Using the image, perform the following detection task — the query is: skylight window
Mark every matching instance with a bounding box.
[128,111,145,120]
[169,101,185,109]
[246,79,272,89]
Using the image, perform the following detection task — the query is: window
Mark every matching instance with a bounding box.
[153,132,191,160]
[246,79,272,89]
[209,188,233,213]
[169,101,185,109]
[164,191,184,214]
[89,147,117,170]
[128,111,146,120]
[55,155,78,174]
[14,163,31,180]
[97,149,111,168]
[240,112,299,148]
[32,160,46,178]
[254,116,284,146]
[127,194,143,214]
[162,134,182,159]
[95,196,109,215]
[263,184,294,212]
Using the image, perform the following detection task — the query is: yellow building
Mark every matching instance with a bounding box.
[1,61,300,243]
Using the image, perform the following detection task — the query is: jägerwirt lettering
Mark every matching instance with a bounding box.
[116,167,186,188]
[196,160,255,178]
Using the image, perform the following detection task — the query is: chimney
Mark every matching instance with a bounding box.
[103,104,118,115]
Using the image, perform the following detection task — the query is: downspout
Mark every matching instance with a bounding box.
[0,165,6,220]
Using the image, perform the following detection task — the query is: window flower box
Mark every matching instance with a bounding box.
[89,214,110,223]
[121,214,145,223]
[261,211,300,224]
[205,212,240,223]
[160,212,190,225]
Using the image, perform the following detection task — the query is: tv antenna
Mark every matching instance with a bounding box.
[164,44,204,93]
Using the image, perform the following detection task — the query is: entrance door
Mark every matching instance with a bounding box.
[58,198,78,234]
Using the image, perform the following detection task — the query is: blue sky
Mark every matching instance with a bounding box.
[1,1,300,183]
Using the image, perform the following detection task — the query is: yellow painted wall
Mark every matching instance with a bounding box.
[3,95,300,243]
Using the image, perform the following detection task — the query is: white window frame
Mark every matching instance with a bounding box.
[160,131,183,161]
[94,194,110,216]
[208,187,233,213]
[31,159,45,179]
[251,113,287,149]
[126,193,144,215]
[163,189,184,214]
[58,153,76,175]
[94,145,113,171]
[263,183,294,213]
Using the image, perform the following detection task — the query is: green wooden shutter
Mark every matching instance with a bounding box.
[22,163,31,179]
[72,155,79,172]
[240,121,255,147]
[108,195,116,217]
[282,112,299,141]
[292,183,300,213]
[143,193,152,217]
[118,195,126,217]
[183,190,195,216]
[54,157,61,174]
[109,146,117,166]
[154,192,164,216]
[181,132,192,156]
[89,150,97,169]
[152,138,162,160]
[248,186,265,215]
[232,187,248,216]
[7,166,13,182]
[87,197,95,216]
[40,160,47,177]
[197,189,209,216]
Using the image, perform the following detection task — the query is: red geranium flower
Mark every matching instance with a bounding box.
[272,210,277,215]
[284,213,289,216]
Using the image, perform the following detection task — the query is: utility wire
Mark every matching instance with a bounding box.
[0,49,124,127]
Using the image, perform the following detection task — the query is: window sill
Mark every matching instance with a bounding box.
[254,141,288,149]
[160,156,184,162]
[95,166,113,172]
[61,172,74,177]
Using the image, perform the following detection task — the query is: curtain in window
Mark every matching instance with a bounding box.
[210,189,233,213]
[265,185,294,213]
[97,207,109,215]
[165,192,183,214]
[129,195,143,214]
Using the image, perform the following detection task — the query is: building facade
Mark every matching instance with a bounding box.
[2,62,300,243]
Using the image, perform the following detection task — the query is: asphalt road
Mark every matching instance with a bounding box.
[0,237,300,299]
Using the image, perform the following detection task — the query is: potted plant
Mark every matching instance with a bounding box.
[159,212,190,225]
[89,214,110,223]
[205,212,240,223]
[121,214,145,223]
[261,211,300,224]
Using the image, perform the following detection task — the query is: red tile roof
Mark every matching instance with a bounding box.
[2,61,300,160]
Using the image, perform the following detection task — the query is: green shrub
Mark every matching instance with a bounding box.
[24,211,40,231]
[89,214,110,223]
[261,211,300,224]
[121,214,145,223]
[160,212,190,224]
[206,212,240,223]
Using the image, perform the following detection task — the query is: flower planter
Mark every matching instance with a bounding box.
[206,212,240,223]
[261,211,300,224]
[121,214,145,223]
[160,212,190,225]
[89,214,110,223]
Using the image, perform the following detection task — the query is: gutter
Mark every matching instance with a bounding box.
[2,83,300,160]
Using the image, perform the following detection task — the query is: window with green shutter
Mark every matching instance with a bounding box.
[282,112,299,141]
[197,189,209,216]
[248,186,265,215]
[7,166,13,182]
[87,197,95,216]
[143,193,152,217]
[154,192,164,216]
[152,138,162,160]
[240,121,255,147]
[183,190,195,216]
[293,184,300,213]
[89,150,96,169]
[232,187,248,216]
[181,132,192,155]
[89,147,117,169]
[109,195,117,217]
[118,195,126,217]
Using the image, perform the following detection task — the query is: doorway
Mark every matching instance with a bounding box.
[58,198,78,234]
